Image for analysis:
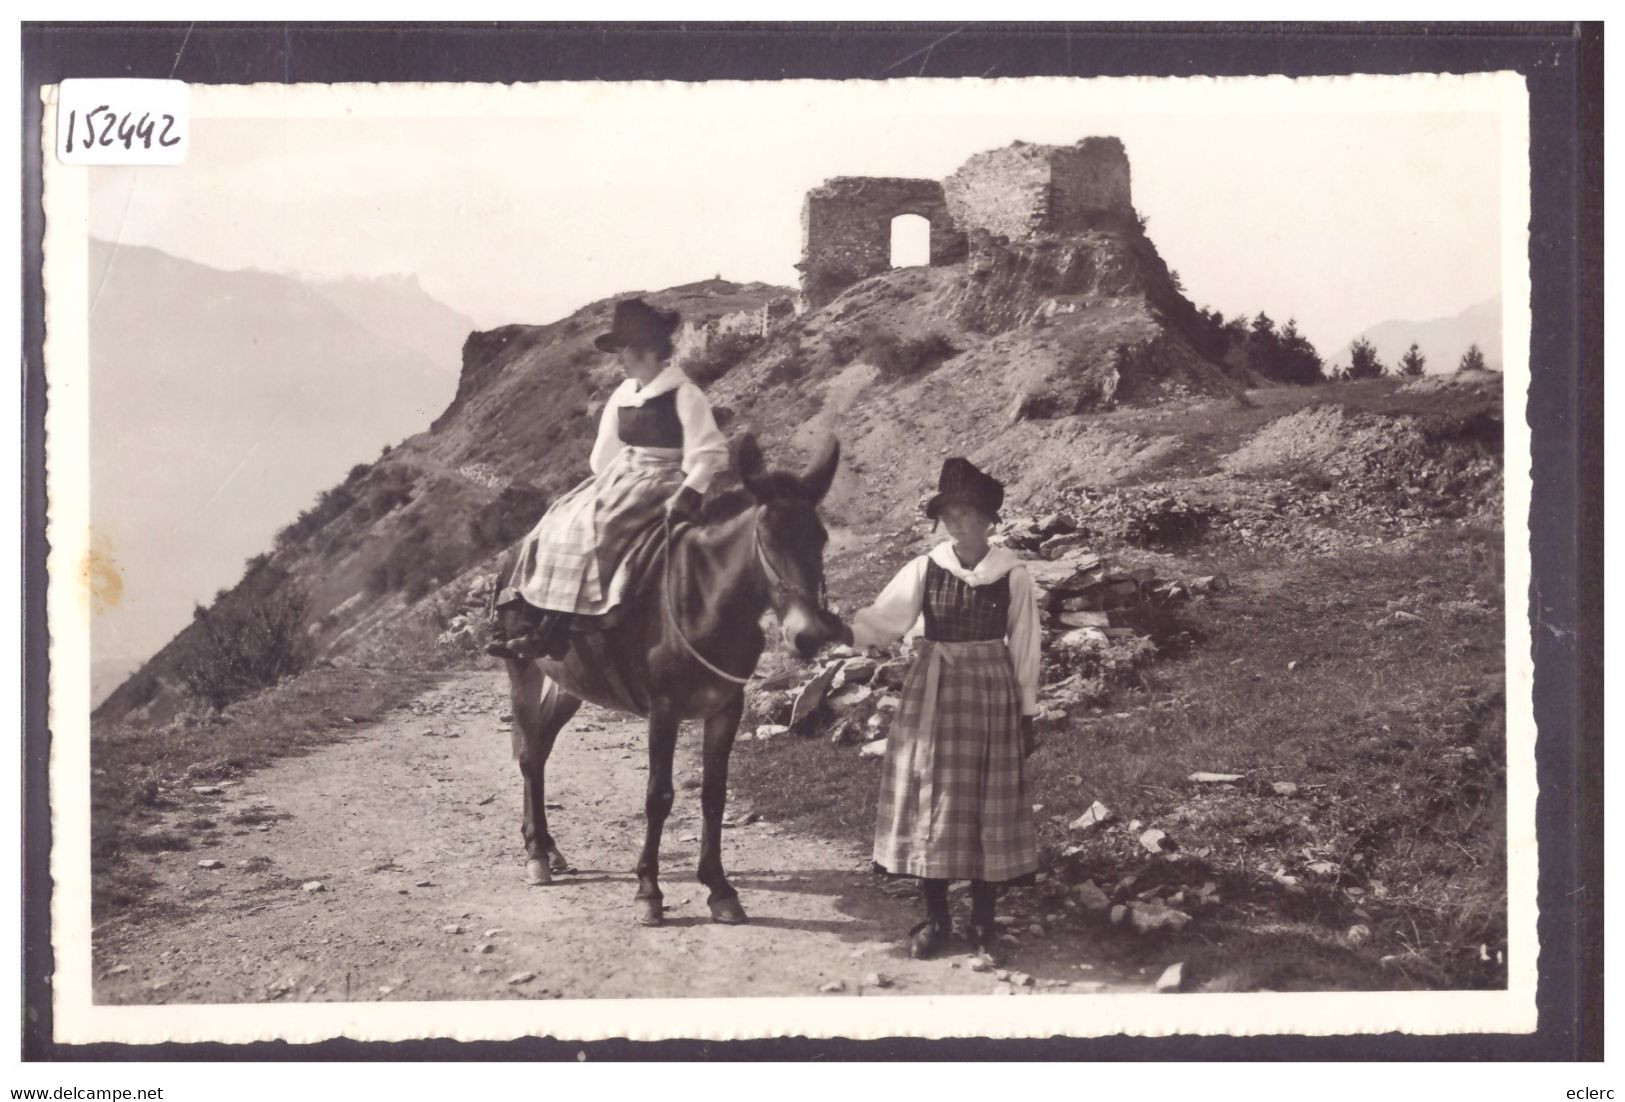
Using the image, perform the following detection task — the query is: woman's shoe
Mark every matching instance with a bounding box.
[908,918,952,960]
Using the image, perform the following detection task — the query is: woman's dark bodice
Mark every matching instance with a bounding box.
[617,388,684,448]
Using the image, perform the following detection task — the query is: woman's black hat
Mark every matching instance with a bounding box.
[924,457,1004,522]
[595,297,682,353]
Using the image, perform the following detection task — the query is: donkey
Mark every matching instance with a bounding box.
[495,435,842,926]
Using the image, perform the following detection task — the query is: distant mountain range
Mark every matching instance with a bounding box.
[87,240,474,704]
[1339,296,1502,374]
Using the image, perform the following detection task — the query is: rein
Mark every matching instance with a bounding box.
[662,509,815,686]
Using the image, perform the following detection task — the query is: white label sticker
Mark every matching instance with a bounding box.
[56,79,189,165]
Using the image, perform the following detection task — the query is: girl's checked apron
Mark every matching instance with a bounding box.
[873,558,1038,884]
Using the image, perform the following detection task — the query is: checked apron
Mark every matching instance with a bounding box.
[872,559,1037,883]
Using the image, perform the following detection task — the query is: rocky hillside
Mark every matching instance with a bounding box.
[93,206,1494,730]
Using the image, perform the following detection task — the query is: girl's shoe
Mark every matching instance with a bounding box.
[968,922,1005,966]
[908,918,952,960]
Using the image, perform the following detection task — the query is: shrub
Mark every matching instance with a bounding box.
[864,328,958,380]
[180,588,313,709]
[685,329,763,385]
[1121,495,1212,549]
[468,483,550,552]
[825,330,865,367]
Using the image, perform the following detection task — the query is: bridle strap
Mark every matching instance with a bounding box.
[662,511,769,686]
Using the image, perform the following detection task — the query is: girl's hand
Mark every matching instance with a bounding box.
[1021,715,1038,757]
[822,610,854,648]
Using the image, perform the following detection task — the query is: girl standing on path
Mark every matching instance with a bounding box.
[488,297,728,661]
[833,457,1042,961]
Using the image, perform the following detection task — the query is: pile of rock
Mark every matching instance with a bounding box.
[744,650,910,749]
[434,572,499,654]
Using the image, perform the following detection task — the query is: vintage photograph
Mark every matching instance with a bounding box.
[43,70,1535,1044]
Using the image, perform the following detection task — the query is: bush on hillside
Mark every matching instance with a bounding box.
[468,483,550,552]
[685,329,763,385]
[864,328,959,380]
[180,588,313,709]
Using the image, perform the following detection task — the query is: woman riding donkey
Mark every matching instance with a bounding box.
[832,458,1042,962]
[489,297,728,661]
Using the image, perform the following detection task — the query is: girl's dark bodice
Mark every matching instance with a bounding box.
[617,388,684,448]
[921,557,1011,642]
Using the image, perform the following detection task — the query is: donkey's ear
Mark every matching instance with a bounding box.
[801,437,840,503]
[734,433,768,497]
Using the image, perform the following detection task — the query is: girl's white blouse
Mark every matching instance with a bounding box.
[851,542,1043,716]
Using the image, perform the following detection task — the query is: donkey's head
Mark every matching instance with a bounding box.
[735,433,841,660]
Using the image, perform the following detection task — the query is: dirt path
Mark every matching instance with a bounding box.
[95,670,1148,1003]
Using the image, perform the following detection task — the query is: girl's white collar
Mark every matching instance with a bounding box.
[928,541,1021,586]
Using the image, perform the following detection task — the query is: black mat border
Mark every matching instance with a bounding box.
[20,20,1603,1062]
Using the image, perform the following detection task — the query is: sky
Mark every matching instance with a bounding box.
[88,75,1511,364]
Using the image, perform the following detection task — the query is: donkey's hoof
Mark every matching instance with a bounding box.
[635,898,664,927]
[546,849,572,874]
[709,895,749,925]
[525,859,552,886]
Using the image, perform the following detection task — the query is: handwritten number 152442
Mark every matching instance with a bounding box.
[63,105,181,152]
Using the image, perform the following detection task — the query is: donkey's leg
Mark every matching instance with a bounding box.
[509,661,581,886]
[632,706,680,926]
[699,692,748,924]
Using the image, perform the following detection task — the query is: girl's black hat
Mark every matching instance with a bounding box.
[924,457,1004,522]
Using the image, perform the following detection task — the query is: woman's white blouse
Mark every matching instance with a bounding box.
[588,364,729,493]
[851,543,1042,716]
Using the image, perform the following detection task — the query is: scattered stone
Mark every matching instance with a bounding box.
[484,928,505,938]
[1139,828,1172,854]
[196,859,223,870]
[863,972,893,989]
[1069,801,1113,832]
[108,963,130,975]
[1271,781,1300,797]
[1189,576,1227,595]
[1008,971,1035,987]
[1027,924,1045,938]
[754,724,789,741]
[967,956,993,973]
[506,972,536,986]
[191,785,224,796]
[1074,880,1111,913]
[790,664,842,728]
[1154,962,1185,993]
[818,980,846,993]
[859,739,887,759]
[442,924,465,935]
[1188,772,1245,784]
[837,657,878,686]
[826,684,873,714]
[1130,901,1192,936]
[1057,610,1110,629]
[1109,904,1128,927]
[415,879,434,888]
[378,985,395,996]
[1346,924,1371,946]
[302,881,325,893]
[1037,512,1076,536]
[476,942,495,955]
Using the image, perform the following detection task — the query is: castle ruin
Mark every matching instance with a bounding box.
[797,136,1136,310]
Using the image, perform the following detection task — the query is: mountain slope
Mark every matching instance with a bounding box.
[96,218,1256,724]
[87,241,471,703]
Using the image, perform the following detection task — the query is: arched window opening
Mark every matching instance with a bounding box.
[889,213,931,269]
